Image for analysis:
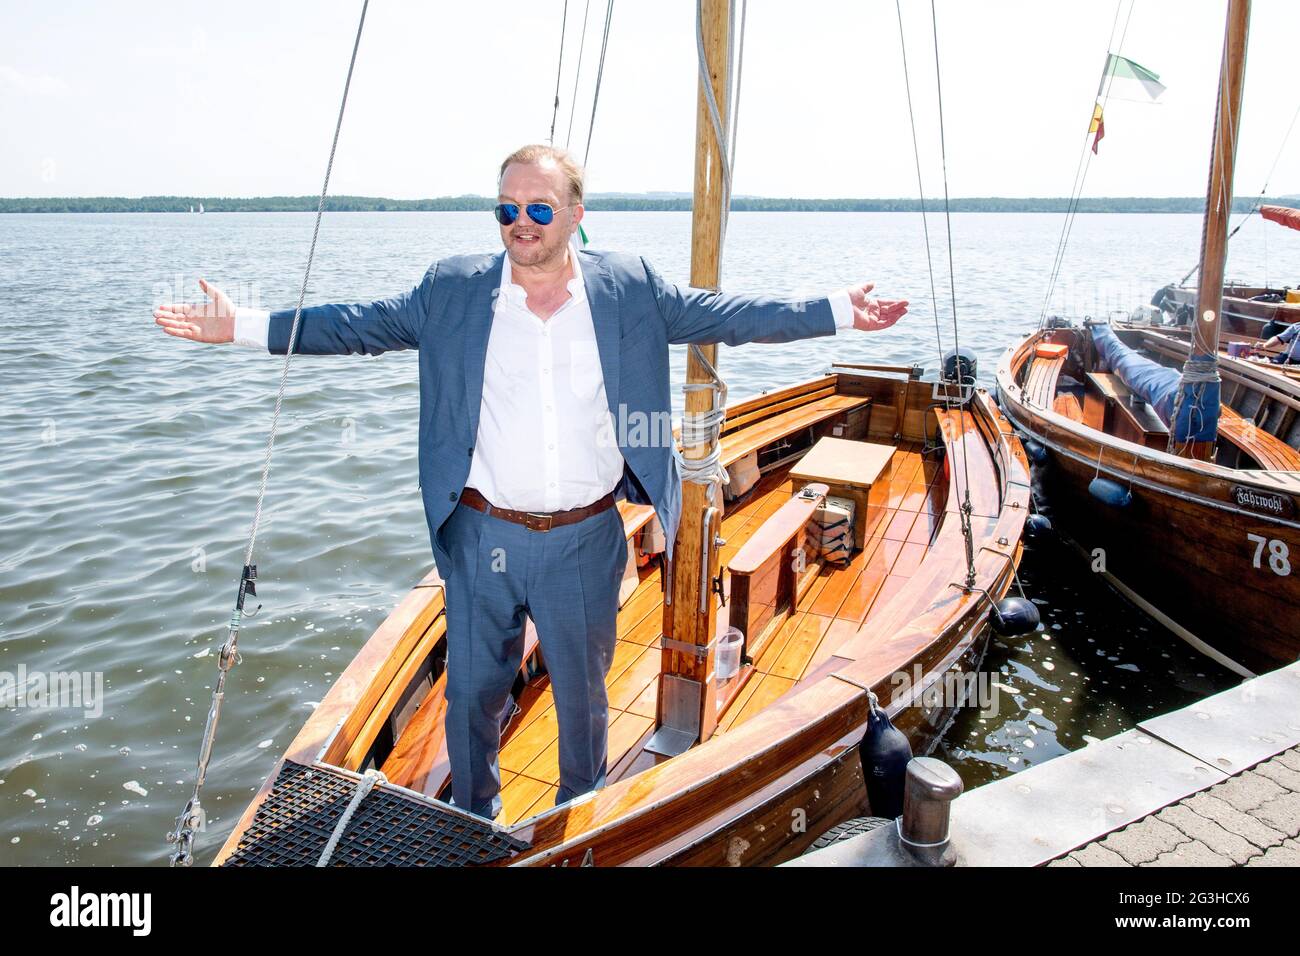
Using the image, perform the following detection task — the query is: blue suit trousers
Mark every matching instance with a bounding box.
[439,499,627,820]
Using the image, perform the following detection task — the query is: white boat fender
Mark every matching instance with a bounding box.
[1088,476,1132,508]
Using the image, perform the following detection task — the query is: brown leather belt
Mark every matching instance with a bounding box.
[458,487,616,532]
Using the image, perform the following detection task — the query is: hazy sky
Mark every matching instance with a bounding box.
[2,0,1298,199]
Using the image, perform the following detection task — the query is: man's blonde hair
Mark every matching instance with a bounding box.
[498,144,585,206]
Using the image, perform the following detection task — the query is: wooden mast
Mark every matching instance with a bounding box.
[649,0,730,756]
[1192,0,1251,363]
[1178,0,1249,459]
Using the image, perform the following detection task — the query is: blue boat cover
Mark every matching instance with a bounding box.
[1089,325,1219,442]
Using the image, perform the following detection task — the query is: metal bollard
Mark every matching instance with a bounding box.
[897,757,963,866]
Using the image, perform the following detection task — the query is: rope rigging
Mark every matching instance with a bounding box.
[1177,98,1299,286]
[166,0,371,867]
[894,0,977,587]
[564,0,593,150]
[1038,0,1136,328]
[581,0,616,169]
[548,0,570,145]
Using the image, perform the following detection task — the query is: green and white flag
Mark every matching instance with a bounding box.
[1098,53,1166,100]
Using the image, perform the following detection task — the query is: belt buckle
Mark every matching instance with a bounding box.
[524,512,554,532]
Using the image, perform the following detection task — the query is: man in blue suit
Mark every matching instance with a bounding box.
[154,144,907,820]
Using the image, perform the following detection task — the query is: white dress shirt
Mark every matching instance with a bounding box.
[233,257,857,512]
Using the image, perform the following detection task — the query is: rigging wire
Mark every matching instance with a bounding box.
[548,0,570,145]
[582,0,616,168]
[1179,98,1299,285]
[564,0,593,149]
[894,1,948,388]
[1038,0,1136,327]
[166,0,370,867]
[729,0,748,177]
[928,0,977,585]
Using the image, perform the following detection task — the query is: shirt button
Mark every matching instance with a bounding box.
[449,492,457,501]
[548,443,555,450]
[467,447,474,456]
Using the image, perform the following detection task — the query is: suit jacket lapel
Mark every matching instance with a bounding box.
[464,253,503,443]
[578,251,621,421]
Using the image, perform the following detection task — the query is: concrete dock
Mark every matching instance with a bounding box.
[797,660,1300,867]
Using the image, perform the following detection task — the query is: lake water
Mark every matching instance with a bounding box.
[0,209,1273,864]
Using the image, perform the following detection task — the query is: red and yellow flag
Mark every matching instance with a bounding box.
[1089,103,1105,154]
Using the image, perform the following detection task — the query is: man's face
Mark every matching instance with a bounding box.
[498,160,583,270]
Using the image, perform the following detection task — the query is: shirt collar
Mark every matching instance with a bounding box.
[499,238,586,308]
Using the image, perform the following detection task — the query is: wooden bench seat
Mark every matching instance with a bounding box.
[1084,372,1170,450]
[618,501,656,538]
[728,483,829,655]
[1023,356,1065,409]
[720,395,871,468]
[1219,405,1300,471]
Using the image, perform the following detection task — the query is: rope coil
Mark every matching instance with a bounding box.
[1166,357,1221,453]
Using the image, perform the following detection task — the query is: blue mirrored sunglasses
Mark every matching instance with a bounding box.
[494,202,568,226]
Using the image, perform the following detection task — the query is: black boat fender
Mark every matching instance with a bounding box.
[991,596,1041,636]
[1024,513,1053,541]
[1088,476,1132,508]
[858,693,912,819]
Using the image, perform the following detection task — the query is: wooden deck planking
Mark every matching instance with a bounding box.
[390,431,956,823]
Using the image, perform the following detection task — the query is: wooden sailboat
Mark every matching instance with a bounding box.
[998,0,1300,677]
[1150,280,1298,340]
[1149,203,1299,339]
[215,372,1028,866]
[211,0,1030,867]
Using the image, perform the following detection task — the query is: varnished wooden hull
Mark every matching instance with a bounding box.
[216,371,1028,867]
[1158,283,1299,338]
[997,329,1300,676]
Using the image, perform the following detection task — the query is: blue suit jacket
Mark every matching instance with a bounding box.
[268,249,836,574]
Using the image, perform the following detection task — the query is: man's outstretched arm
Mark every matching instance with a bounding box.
[154,267,436,355]
[642,258,908,347]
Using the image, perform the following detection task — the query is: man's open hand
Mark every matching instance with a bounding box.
[849,282,908,332]
[154,278,236,343]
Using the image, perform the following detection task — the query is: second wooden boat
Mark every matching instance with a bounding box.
[999,0,1300,679]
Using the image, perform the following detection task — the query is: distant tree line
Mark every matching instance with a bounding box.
[0,194,1294,214]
